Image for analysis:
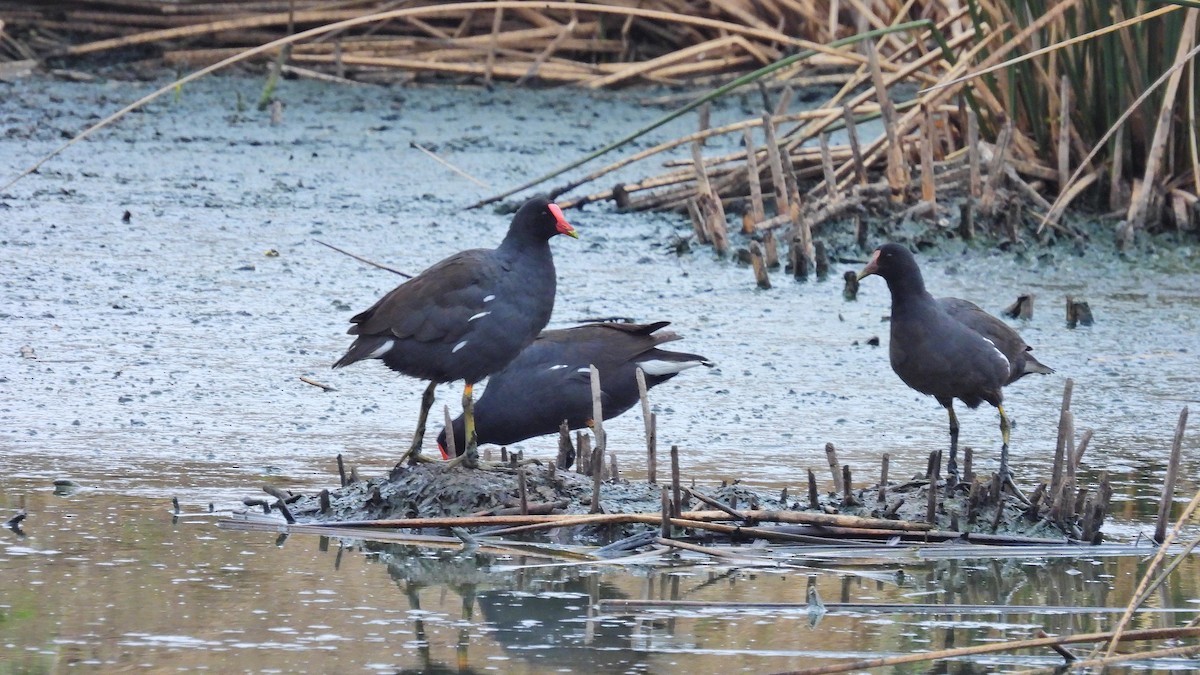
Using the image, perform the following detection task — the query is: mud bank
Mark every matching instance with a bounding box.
[3,73,1198,518]
[269,457,1087,544]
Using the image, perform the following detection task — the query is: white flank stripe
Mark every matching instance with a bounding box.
[982,338,1011,377]
[468,311,491,322]
[575,367,591,374]
[548,364,570,371]
[367,339,394,359]
[638,359,706,376]
[452,340,469,353]
[482,294,496,303]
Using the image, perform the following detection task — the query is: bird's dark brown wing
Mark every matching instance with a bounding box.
[349,249,499,345]
[938,296,1048,383]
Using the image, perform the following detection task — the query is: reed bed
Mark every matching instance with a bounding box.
[0,0,857,86]
[1,1,1196,245]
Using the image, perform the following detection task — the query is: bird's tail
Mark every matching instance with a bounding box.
[638,350,714,377]
[332,336,392,369]
[1023,352,1054,375]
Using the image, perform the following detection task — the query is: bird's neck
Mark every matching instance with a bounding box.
[498,232,551,258]
[886,272,934,311]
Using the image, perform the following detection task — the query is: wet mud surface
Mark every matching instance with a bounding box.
[3,73,1200,673]
[3,74,1198,517]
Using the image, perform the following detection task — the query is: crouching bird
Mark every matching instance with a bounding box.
[857,243,1052,487]
[332,195,578,468]
[436,321,712,462]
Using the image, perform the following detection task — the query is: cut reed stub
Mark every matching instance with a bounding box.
[1003,293,1035,320]
[749,240,771,289]
[1066,296,1094,328]
[842,270,859,301]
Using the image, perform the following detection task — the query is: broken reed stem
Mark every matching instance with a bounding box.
[516,17,577,85]
[1051,378,1074,497]
[959,200,975,240]
[1155,406,1189,544]
[692,136,729,255]
[814,240,829,280]
[967,108,981,198]
[842,105,867,185]
[743,128,765,231]
[762,229,779,268]
[1050,409,1076,524]
[655,537,745,560]
[590,444,603,514]
[926,450,938,524]
[588,365,604,513]
[779,627,1200,675]
[865,37,908,199]
[1057,74,1072,191]
[818,134,837,197]
[344,507,935,538]
[483,5,503,87]
[443,405,457,459]
[577,433,591,475]
[557,420,572,471]
[648,413,658,484]
[920,103,935,204]
[1064,409,1077,515]
[518,468,528,516]
[590,364,605,453]
[337,453,347,487]
[807,469,819,509]
[684,486,747,521]
[660,487,672,538]
[878,454,889,503]
[635,367,656,484]
[670,444,682,518]
[750,240,771,289]
[980,115,1014,214]
[1073,428,1093,468]
[825,443,842,494]
[761,112,789,216]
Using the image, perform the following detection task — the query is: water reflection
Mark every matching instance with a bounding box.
[1,485,1198,672]
[365,541,652,673]
[351,536,1200,673]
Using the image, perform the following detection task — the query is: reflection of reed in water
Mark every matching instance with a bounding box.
[365,542,652,674]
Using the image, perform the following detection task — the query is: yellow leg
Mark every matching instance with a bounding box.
[996,404,1030,503]
[395,380,438,468]
[444,382,482,469]
[462,382,477,453]
[945,405,960,480]
[998,404,1013,480]
[445,382,534,471]
[999,404,1010,447]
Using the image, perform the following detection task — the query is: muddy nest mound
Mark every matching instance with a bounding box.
[272,459,1099,546]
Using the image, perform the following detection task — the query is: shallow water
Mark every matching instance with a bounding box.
[2,75,1199,671]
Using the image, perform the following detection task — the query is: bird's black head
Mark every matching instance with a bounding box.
[856,242,924,290]
[510,195,578,242]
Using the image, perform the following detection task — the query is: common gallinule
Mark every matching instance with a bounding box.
[435,321,712,460]
[857,243,1052,484]
[332,195,578,466]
